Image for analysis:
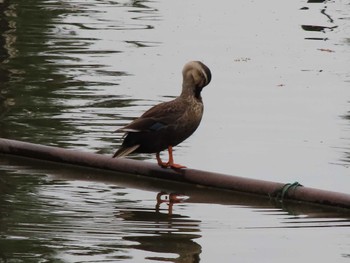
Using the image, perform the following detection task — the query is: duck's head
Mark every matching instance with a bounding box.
[181,61,211,99]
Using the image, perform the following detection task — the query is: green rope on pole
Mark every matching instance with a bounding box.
[281,182,303,199]
[276,181,303,202]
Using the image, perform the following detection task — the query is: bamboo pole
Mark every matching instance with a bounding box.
[0,137,349,209]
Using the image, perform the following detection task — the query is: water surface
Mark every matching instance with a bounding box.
[0,0,350,262]
[1,156,349,262]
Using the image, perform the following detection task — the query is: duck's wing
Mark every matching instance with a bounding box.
[117,100,184,133]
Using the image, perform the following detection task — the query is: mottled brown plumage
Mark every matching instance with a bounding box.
[113,61,212,168]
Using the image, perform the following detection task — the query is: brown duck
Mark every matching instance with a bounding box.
[113,61,212,168]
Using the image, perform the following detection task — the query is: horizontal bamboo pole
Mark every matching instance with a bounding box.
[0,137,349,209]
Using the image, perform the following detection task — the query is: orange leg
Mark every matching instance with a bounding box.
[156,146,187,169]
[156,152,167,167]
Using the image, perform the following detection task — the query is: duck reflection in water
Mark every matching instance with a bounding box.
[113,61,212,169]
[116,192,201,263]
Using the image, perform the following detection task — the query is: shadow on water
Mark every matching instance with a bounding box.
[0,156,204,262]
[341,111,350,164]
[301,0,350,167]
[1,0,350,261]
[0,0,95,143]
[301,1,336,41]
[0,0,10,112]
[0,0,157,152]
[0,155,350,262]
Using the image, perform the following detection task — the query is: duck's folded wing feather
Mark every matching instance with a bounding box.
[117,100,184,133]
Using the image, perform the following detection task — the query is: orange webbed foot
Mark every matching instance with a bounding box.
[169,163,187,169]
[156,160,186,169]
[156,147,187,169]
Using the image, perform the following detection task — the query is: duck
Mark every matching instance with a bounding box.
[113,61,212,169]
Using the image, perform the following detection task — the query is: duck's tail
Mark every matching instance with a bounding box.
[112,144,140,158]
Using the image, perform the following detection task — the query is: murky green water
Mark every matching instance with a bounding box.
[0,0,350,262]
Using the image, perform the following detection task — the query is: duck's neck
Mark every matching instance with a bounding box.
[180,82,202,102]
